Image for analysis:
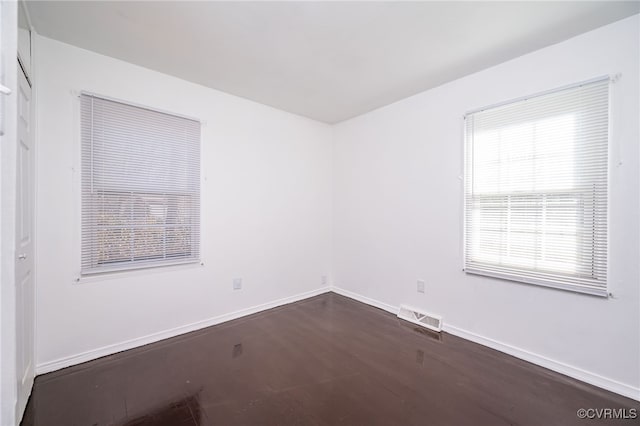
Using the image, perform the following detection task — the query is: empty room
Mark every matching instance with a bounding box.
[1,1,639,425]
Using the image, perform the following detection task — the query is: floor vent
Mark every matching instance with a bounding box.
[397,305,442,332]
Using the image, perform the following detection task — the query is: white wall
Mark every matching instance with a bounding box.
[34,35,333,370]
[333,15,639,398]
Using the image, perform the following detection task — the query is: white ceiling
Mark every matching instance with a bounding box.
[27,1,639,123]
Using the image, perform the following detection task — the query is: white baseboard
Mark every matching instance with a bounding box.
[36,286,331,375]
[331,286,397,314]
[443,324,640,401]
[331,285,640,402]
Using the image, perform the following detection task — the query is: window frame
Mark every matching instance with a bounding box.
[462,76,610,297]
[79,92,202,276]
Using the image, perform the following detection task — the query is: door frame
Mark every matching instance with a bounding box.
[1,0,37,424]
[0,0,20,424]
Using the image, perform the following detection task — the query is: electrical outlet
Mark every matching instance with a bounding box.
[321,275,327,285]
[233,278,242,290]
[417,280,425,293]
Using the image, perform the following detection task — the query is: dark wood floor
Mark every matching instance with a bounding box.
[22,292,639,425]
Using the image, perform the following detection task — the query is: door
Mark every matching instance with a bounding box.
[15,64,34,418]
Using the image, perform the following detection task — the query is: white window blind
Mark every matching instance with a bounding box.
[81,93,201,274]
[464,78,609,296]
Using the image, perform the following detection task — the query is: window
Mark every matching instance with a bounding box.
[81,93,200,274]
[464,78,609,296]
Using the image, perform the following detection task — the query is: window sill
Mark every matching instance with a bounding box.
[464,267,609,298]
[75,259,203,284]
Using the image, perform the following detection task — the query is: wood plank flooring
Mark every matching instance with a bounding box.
[21,292,639,425]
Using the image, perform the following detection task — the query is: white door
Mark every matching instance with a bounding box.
[15,64,34,419]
